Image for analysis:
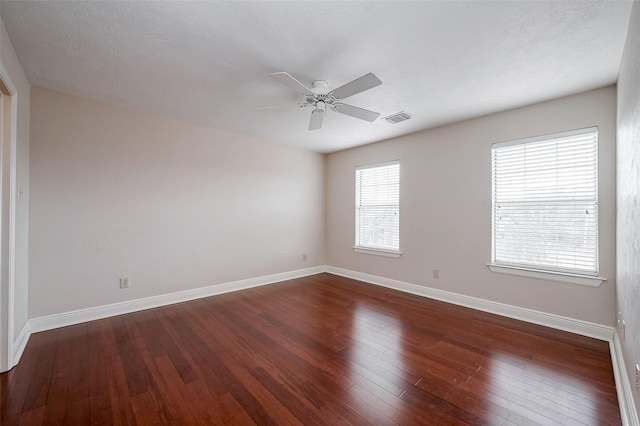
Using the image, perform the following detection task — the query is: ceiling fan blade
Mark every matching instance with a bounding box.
[270,72,314,96]
[330,73,382,100]
[334,103,380,122]
[309,108,324,130]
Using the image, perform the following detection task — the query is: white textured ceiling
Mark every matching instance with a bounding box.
[0,1,633,153]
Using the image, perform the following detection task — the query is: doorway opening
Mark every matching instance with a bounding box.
[0,73,16,372]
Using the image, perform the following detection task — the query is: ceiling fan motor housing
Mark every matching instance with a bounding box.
[306,80,336,109]
[311,80,329,93]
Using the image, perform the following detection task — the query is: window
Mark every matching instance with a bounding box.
[355,161,400,256]
[491,128,599,278]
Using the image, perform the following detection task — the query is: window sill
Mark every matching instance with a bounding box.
[487,264,606,287]
[353,247,402,258]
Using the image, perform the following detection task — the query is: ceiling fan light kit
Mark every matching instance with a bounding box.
[309,101,326,130]
[267,72,382,131]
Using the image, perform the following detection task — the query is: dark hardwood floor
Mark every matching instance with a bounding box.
[1,273,621,425]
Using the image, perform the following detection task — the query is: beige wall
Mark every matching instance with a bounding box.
[0,17,30,367]
[617,0,640,414]
[29,87,325,317]
[327,86,616,326]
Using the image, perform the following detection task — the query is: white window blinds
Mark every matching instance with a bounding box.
[355,161,400,252]
[491,128,598,275]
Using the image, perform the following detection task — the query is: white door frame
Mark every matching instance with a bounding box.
[0,64,18,372]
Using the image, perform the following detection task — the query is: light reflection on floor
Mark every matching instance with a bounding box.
[343,303,407,423]
[341,302,606,424]
[484,353,601,424]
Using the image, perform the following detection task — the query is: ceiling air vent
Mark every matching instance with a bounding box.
[383,111,412,124]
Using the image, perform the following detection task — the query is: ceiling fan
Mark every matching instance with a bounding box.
[263,72,382,130]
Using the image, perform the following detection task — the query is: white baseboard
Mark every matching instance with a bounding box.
[25,265,614,340]
[10,321,31,369]
[325,266,614,341]
[29,266,326,333]
[610,332,640,426]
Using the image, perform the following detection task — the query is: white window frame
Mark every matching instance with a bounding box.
[354,160,401,258]
[488,128,605,287]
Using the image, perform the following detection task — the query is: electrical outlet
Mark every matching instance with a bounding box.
[302,254,308,261]
[433,269,440,279]
[636,364,639,392]
[119,277,130,289]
